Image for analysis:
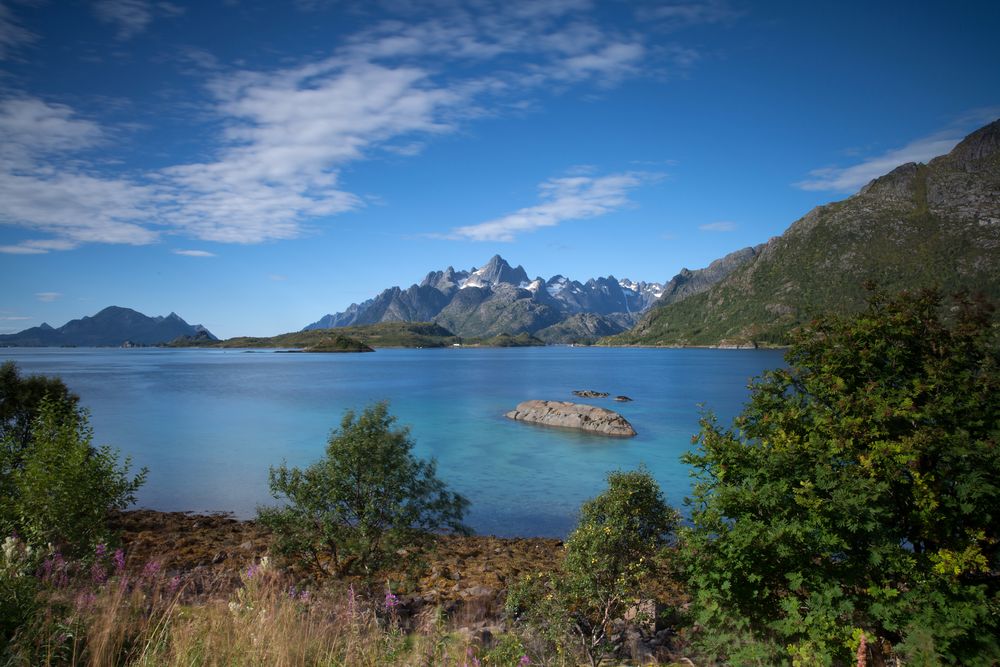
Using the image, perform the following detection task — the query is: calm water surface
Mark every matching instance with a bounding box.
[3,347,784,537]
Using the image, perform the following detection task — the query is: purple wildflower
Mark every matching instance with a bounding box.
[519,656,531,666]
[299,589,311,603]
[141,560,161,581]
[384,591,399,610]
[168,575,181,594]
[95,543,107,559]
[91,561,108,585]
[245,563,258,579]
[113,548,125,574]
[75,591,96,611]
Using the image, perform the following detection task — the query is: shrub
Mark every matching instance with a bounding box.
[5,397,147,555]
[680,288,1000,664]
[0,361,78,458]
[507,468,676,666]
[258,401,470,576]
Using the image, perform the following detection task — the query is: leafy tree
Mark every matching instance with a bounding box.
[508,468,676,666]
[5,397,147,555]
[680,288,1000,665]
[258,402,470,576]
[0,361,78,465]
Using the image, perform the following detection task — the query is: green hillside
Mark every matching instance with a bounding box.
[604,119,1000,347]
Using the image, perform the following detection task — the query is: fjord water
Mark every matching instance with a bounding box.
[3,347,783,537]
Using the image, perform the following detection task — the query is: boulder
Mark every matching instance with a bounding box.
[572,389,609,398]
[505,400,636,437]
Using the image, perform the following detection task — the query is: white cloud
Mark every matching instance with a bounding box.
[699,221,736,232]
[0,3,703,252]
[35,292,61,302]
[451,171,655,242]
[795,133,960,192]
[0,2,37,60]
[173,249,216,257]
[0,97,159,254]
[793,111,1000,193]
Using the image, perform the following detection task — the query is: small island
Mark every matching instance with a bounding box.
[505,400,637,437]
[169,322,544,351]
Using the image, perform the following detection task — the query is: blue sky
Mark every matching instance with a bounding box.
[1,0,998,338]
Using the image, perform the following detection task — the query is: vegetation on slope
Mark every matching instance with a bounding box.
[605,119,1000,346]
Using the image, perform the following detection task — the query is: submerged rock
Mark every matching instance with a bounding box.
[615,395,633,402]
[572,389,609,398]
[506,400,636,437]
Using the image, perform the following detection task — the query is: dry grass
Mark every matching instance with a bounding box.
[5,554,523,667]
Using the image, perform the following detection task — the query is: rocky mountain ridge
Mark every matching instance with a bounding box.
[306,251,759,342]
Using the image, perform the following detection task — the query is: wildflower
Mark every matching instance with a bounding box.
[519,656,531,666]
[246,563,258,579]
[141,560,161,581]
[113,548,126,574]
[95,543,107,559]
[384,591,399,610]
[168,575,181,594]
[91,561,108,585]
[75,591,96,611]
[299,589,311,603]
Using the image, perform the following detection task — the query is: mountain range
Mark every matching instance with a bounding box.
[0,306,216,347]
[608,118,1000,346]
[304,249,762,343]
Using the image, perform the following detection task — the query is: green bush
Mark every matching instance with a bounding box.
[680,289,1000,665]
[4,397,147,556]
[258,401,470,576]
[507,468,676,666]
[0,361,78,456]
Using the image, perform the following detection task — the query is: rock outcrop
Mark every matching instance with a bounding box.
[505,400,636,437]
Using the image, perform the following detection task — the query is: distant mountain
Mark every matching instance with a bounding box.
[305,253,761,342]
[0,306,217,347]
[608,118,1000,347]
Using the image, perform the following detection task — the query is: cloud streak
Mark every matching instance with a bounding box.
[793,111,1000,192]
[173,249,216,257]
[699,221,736,232]
[451,171,656,242]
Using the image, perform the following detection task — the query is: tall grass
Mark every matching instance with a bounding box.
[4,550,529,667]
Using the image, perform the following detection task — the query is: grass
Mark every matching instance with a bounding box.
[2,544,539,667]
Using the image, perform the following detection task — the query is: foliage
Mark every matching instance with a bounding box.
[507,468,676,666]
[3,397,147,555]
[259,402,470,576]
[0,535,40,647]
[0,361,78,464]
[680,288,1000,664]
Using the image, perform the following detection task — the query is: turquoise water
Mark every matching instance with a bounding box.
[2,347,784,537]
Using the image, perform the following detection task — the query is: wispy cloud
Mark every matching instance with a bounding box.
[635,0,741,28]
[93,0,183,40]
[795,111,1000,192]
[0,1,37,60]
[173,249,216,257]
[1,1,714,252]
[450,171,657,242]
[35,292,61,302]
[699,221,736,232]
[0,97,157,254]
